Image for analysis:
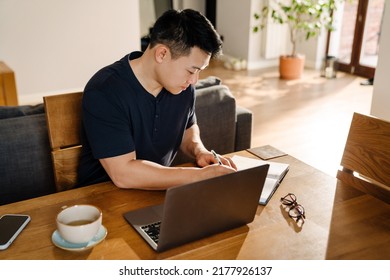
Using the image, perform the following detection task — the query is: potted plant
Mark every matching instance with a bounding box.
[253,0,340,79]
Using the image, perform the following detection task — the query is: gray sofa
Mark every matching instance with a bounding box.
[0,76,252,205]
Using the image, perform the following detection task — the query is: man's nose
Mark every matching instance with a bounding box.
[188,72,200,85]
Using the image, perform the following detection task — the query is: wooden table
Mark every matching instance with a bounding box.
[1,150,389,260]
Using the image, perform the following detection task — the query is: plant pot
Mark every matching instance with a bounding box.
[279,55,305,80]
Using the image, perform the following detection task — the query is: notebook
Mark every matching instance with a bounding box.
[231,155,289,205]
[247,145,287,160]
[123,164,269,252]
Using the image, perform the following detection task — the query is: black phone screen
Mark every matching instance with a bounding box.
[0,214,30,247]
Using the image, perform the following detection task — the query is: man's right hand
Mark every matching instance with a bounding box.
[197,163,237,181]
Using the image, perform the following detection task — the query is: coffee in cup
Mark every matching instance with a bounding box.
[56,204,102,244]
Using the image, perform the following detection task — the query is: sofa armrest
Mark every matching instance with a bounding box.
[195,85,236,153]
[172,78,253,166]
[235,105,253,151]
[172,85,236,165]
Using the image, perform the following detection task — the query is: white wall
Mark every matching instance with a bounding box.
[0,0,140,105]
[217,0,252,62]
[298,31,328,70]
[140,0,206,37]
[176,0,205,13]
[371,2,390,121]
[139,0,156,37]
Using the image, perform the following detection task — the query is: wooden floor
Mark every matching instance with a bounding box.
[200,61,374,176]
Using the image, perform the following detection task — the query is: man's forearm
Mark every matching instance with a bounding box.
[101,156,230,190]
[180,124,208,159]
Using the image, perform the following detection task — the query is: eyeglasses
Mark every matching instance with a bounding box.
[280,193,305,223]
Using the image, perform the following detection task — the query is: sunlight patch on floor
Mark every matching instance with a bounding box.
[201,63,374,176]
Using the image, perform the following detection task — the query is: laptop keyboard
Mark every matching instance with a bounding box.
[141,221,161,244]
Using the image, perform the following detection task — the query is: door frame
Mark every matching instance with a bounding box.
[327,0,376,78]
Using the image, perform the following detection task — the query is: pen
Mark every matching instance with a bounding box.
[211,150,222,165]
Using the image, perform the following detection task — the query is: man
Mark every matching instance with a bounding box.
[78,9,236,190]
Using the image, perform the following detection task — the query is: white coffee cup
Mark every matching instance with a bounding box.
[56,204,102,244]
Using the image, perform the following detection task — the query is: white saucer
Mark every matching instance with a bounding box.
[52,225,107,251]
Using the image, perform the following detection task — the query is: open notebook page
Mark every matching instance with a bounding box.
[231,155,289,205]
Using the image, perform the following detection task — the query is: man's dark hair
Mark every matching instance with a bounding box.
[149,9,223,59]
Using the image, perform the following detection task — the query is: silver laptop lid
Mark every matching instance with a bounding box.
[157,164,269,252]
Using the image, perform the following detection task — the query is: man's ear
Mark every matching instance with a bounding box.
[155,45,170,63]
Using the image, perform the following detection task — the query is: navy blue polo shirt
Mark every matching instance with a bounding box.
[77,52,196,187]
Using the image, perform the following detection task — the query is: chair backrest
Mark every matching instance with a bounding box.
[43,92,83,192]
[337,112,390,203]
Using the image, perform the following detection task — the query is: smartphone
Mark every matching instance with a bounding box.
[0,214,31,250]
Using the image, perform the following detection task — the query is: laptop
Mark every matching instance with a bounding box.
[123,164,269,252]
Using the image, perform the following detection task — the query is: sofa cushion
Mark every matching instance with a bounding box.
[0,104,45,119]
[0,105,56,205]
[235,106,253,151]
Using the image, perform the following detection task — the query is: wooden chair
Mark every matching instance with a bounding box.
[337,112,390,203]
[0,61,18,105]
[44,92,83,192]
